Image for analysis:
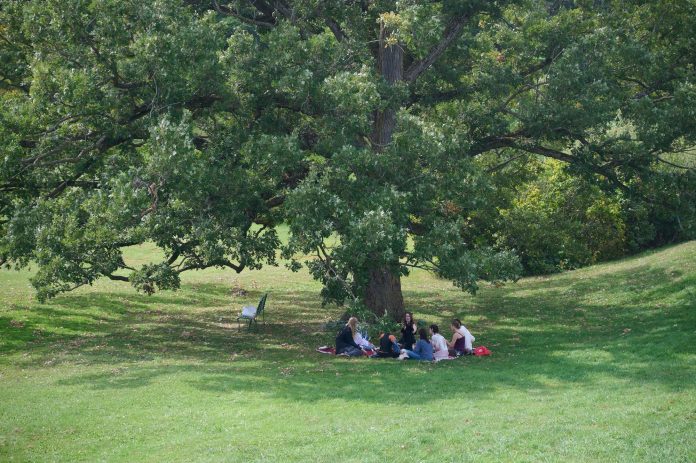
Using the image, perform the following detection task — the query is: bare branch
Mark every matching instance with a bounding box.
[486,152,527,173]
[657,157,695,170]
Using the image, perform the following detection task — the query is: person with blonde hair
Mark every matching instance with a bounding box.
[335,317,363,356]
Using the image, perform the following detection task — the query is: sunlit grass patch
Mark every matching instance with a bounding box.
[1,242,695,462]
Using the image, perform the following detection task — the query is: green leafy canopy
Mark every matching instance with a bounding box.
[1,0,694,310]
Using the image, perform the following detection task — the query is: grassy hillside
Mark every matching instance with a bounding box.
[1,242,694,462]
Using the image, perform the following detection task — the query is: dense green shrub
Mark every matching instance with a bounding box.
[494,162,625,274]
[482,156,694,276]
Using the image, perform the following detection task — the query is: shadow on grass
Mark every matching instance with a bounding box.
[2,258,695,402]
[0,286,331,365]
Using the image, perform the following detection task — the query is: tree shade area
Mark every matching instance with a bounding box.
[1,239,694,461]
[1,1,695,318]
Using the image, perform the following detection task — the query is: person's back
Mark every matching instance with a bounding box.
[447,319,471,356]
[399,328,433,361]
[413,338,433,361]
[457,322,475,353]
[374,333,399,358]
[335,317,363,356]
[453,334,467,353]
[431,332,448,360]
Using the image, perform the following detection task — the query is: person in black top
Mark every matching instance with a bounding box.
[372,333,400,358]
[399,311,417,350]
[335,317,363,356]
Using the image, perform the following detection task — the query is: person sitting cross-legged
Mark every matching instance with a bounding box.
[430,324,449,361]
[399,328,434,361]
[372,333,400,358]
[447,319,474,356]
[454,318,475,354]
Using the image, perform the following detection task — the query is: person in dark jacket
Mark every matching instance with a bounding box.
[399,311,417,349]
[335,317,363,356]
[372,333,400,358]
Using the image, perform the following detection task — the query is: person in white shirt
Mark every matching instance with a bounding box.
[429,324,449,361]
[354,329,375,350]
[453,318,475,354]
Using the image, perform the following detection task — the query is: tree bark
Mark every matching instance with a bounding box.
[364,267,405,321]
[362,19,406,320]
[370,20,403,151]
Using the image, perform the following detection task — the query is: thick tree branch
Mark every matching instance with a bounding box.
[104,273,130,282]
[501,141,630,192]
[211,0,275,27]
[265,195,285,208]
[657,157,694,170]
[521,47,564,77]
[46,136,108,199]
[486,152,527,173]
[404,14,470,83]
[472,129,630,191]
[325,17,349,42]
[178,258,244,273]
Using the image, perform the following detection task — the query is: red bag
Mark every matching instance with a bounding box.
[473,346,491,356]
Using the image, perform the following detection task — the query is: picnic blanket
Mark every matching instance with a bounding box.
[316,345,489,359]
[316,346,335,355]
[435,356,458,361]
[316,346,375,357]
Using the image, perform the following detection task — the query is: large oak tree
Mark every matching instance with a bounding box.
[1,0,694,318]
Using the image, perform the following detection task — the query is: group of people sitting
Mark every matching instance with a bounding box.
[335,311,475,361]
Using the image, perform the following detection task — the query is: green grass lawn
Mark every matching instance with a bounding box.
[1,242,695,462]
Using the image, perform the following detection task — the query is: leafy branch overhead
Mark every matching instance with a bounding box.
[0,1,694,312]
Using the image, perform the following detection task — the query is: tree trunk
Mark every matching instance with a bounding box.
[362,18,406,320]
[363,266,405,321]
[370,20,403,151]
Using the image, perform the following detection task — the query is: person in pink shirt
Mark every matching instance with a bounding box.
[429,324,449,361]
